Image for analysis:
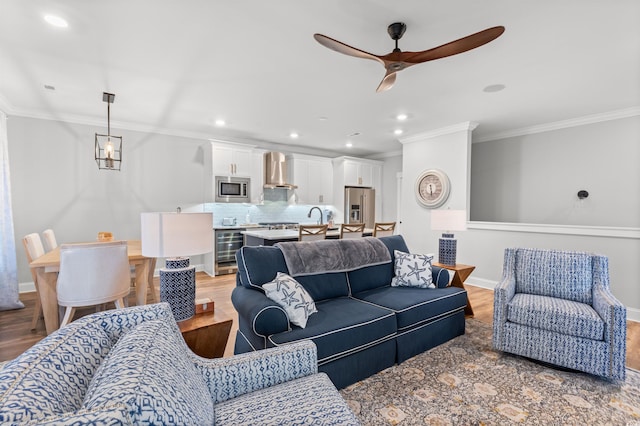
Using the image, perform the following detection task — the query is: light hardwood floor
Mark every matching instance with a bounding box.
[1,273,638,371]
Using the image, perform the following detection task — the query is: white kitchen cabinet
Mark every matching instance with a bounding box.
[288,154,333,205]
[250,149,266,204]
[343,159,374,187]
[211,142,252,176]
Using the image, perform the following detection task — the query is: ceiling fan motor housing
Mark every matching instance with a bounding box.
[387,22,407,40]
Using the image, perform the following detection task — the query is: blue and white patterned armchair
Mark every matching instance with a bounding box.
[493,248,626,381]
[0,303,359,425]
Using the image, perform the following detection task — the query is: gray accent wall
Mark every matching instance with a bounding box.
[470,115,640,227]
[397,117,639,322]
[466,114,640,321]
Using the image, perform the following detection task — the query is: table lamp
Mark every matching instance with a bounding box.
[430,209,467,266]
[141,212,213,321]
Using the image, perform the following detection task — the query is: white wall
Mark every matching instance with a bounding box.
[380,154,402,222]
[399,122,476,255]
[9,116,209,284]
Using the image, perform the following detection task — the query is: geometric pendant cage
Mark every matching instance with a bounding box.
[95,92,122,171]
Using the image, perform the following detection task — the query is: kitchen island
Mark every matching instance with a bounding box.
[242,227,373,246]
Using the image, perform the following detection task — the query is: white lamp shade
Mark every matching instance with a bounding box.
[431,210,467,232]
[141,212,213,258]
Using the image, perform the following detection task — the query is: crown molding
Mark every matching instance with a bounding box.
[366,149,402,160]
[475,106,640,143]
[399,121,479,145]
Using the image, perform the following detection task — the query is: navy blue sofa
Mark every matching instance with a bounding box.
[232,235,468,389]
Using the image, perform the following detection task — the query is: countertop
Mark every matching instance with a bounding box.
[213,224,266,230]
[241,227,373,241]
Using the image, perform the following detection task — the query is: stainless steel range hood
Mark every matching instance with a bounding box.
[263,152,297,189]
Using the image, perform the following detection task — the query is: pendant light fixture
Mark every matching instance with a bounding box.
[95,92,122,170]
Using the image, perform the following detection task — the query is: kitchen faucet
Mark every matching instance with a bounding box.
[307,206,323,224]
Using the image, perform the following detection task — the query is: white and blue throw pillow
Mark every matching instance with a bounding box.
[263,272,318,328]
[391,250,435,289]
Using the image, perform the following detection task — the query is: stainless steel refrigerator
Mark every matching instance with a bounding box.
[344,187,375,228]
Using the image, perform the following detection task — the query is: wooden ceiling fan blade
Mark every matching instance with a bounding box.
[376,72,396,93]
[313,33,382,62]
[403,26,505,64]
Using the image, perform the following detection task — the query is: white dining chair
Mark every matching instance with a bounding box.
[56,240,131,327]
[41,229,58,252]
[340,223,365,239]
[23,233,45,330]
[298,224,328,241]
[373,222,396,237]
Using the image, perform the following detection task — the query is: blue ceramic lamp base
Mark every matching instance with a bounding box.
[160,257,196,321]
[438,233,457,266]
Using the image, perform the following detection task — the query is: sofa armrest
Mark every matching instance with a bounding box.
[232,286,290,337]
[492,277,516,350]
[592,282,626,343]
[431,266,449,288]
[192,340,318,404]
[592,282,627,380]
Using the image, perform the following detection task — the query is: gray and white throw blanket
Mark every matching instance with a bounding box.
[275,237,391,277]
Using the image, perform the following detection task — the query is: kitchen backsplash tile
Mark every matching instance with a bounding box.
[189,202,337,227]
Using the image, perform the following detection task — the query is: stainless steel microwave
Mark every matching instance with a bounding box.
[215,176,250,203]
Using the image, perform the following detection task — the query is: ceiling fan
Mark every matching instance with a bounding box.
[314,22,505,92]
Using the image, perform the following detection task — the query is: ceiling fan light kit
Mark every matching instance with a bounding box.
[314,22,505,92]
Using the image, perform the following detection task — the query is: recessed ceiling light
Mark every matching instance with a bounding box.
[345,142,353,148]
[318,116,329,121]
[483,84,506,93]
[349,132,361,137]
[394,129,403,135]
[289,132,299,139]
[44,84,55,91]
[214,119,226,127]
[44,14,68,28]
[396,113,408,121]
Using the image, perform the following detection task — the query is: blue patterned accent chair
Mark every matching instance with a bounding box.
[493,248,627,380]
[0,303,359,425]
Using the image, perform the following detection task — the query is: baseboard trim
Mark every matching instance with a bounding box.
[19,282,35,293]
[465,277,497,290]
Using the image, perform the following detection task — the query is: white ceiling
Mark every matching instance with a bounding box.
[1,1,639,157]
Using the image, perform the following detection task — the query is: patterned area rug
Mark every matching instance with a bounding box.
[340,319,640,425]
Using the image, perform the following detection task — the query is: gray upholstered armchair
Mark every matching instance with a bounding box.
[493,248,626,380]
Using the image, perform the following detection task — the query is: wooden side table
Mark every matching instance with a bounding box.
[178,310,233,358]
[432,262,476,317]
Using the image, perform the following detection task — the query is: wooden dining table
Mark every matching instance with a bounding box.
[29,240,156,335]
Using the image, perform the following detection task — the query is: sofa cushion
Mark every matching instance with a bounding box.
[353,286,468,332]
[83,319,214,425]
[263,272,318,328]
[236,245,290,290]
[507,293,604,340]
[268,297,396,365]
[514,248,593,304]
[390,250,435,288]
[0,319,112,423]
[347,235,408,294]
[215,373,359,425]
[29,405,132,425]
[237,245,350,301]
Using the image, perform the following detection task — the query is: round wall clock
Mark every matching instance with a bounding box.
[415,169,451,208]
